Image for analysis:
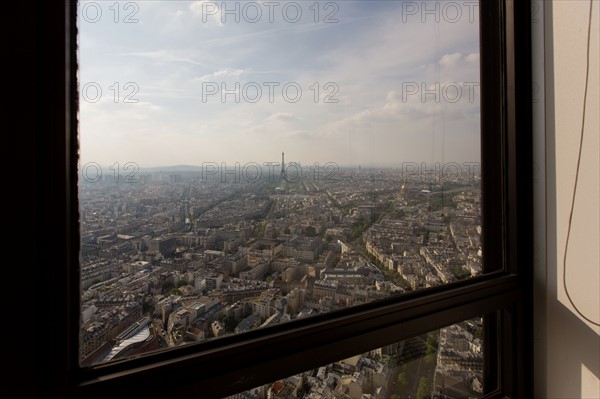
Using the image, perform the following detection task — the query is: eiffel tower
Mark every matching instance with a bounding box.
[279,151,288,182]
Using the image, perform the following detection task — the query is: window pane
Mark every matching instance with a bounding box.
[78,0,481,365]
[225,317,485,398]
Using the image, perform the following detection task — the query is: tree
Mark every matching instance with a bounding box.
[397,371,408,388]
[425,333,438,364]
[222,315,237,332]
[416,377,430,399]
[424,352,435,366]
[351,216,371,239]
[426,332,438,349]
[142,299,153,314]
[391,209,405,219]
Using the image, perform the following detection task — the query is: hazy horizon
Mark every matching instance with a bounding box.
[79,158,482,170]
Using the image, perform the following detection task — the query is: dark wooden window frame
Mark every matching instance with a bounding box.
[35,0,533,398]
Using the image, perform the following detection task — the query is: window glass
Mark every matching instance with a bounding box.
[78,0,481,365]
[225,317,486,398]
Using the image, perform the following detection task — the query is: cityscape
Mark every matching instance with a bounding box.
[79,155,483,397]
[227,318,483,399]
[78,1,485,397]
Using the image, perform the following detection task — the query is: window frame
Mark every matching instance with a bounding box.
[35,0,533,397]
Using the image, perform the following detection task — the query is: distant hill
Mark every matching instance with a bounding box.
[139,165,204,173]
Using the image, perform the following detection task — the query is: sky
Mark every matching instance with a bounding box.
[78,0,481,168]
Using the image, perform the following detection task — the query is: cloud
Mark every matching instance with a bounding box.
[439,52,463,67]
[265,112,296,122]
[194,67,246,82]
[116,50,208,67]
[285,129,312,139]
[214,68,244,77]
[466,53,480,63]
[322,82,479,138]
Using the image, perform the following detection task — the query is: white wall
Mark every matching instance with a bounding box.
[534,1,600,398]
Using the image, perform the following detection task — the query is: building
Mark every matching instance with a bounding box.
[149,236,177,257]
[235,313,261,334]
